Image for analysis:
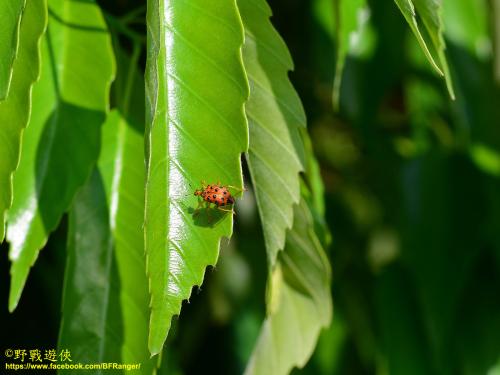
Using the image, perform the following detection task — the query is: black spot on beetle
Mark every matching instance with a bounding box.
[213,194,217,199]
[223,191,227,195]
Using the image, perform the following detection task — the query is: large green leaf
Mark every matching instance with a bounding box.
[239,0,306,267]
[145,0,249,355]
[6,0,115,312]
[0,0,25,100]
[58,47,155,373]
[245,197,332,375]
[0,0,46,242]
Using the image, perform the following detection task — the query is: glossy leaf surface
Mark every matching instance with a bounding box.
[7,0,114,312]
[0,0,46,242]
[0,0,25,99]
[145,0,249,355]
[245,197,332,375]
[239,0,306,267]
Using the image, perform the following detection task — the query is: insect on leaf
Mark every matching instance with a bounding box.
[145,0,249,355]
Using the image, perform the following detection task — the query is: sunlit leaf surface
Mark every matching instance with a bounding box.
[239,0,306,267]
[0,0,46,242]
[6,0,114,312]
[145,0,249,355]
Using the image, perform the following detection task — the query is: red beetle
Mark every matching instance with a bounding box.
[193,180,244,217]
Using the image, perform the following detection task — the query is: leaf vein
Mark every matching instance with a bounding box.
[166,72,244,145]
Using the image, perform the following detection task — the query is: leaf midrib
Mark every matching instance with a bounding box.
[163,22,245,92]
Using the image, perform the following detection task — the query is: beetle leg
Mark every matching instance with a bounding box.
[226,185,246,197]
[206,201,213,223]
[193,198,204,217]
[226,185,246,192]
[218,206,236,215]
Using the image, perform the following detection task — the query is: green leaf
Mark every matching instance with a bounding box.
[0,0,46,242]
[0,0,25,100]
[441,0,500,152]
[332,0,372,109]
[393,0,443,76]
[245,197,332,375]
[239,0,306,267]
[301,129,332,248]
[6,0,115,312]
[145,0,249,355]
[469,144,500,177]
[59,47,154,373]
[412,0,455,98]
[442,0,490,60]
[393,0,456,98]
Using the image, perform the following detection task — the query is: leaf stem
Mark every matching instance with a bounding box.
[103,12,145,44]
[122,42,141,115]
[120,5,146,25]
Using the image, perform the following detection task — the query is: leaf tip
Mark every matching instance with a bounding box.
[8,287,20,313]
[148,332,165,357]
[8,260,30,313]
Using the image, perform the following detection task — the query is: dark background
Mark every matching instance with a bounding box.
[2,0,500,374]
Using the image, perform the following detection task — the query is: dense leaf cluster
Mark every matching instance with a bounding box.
[0,0,499,374]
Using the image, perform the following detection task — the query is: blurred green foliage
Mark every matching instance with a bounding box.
[1,0,500,374]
